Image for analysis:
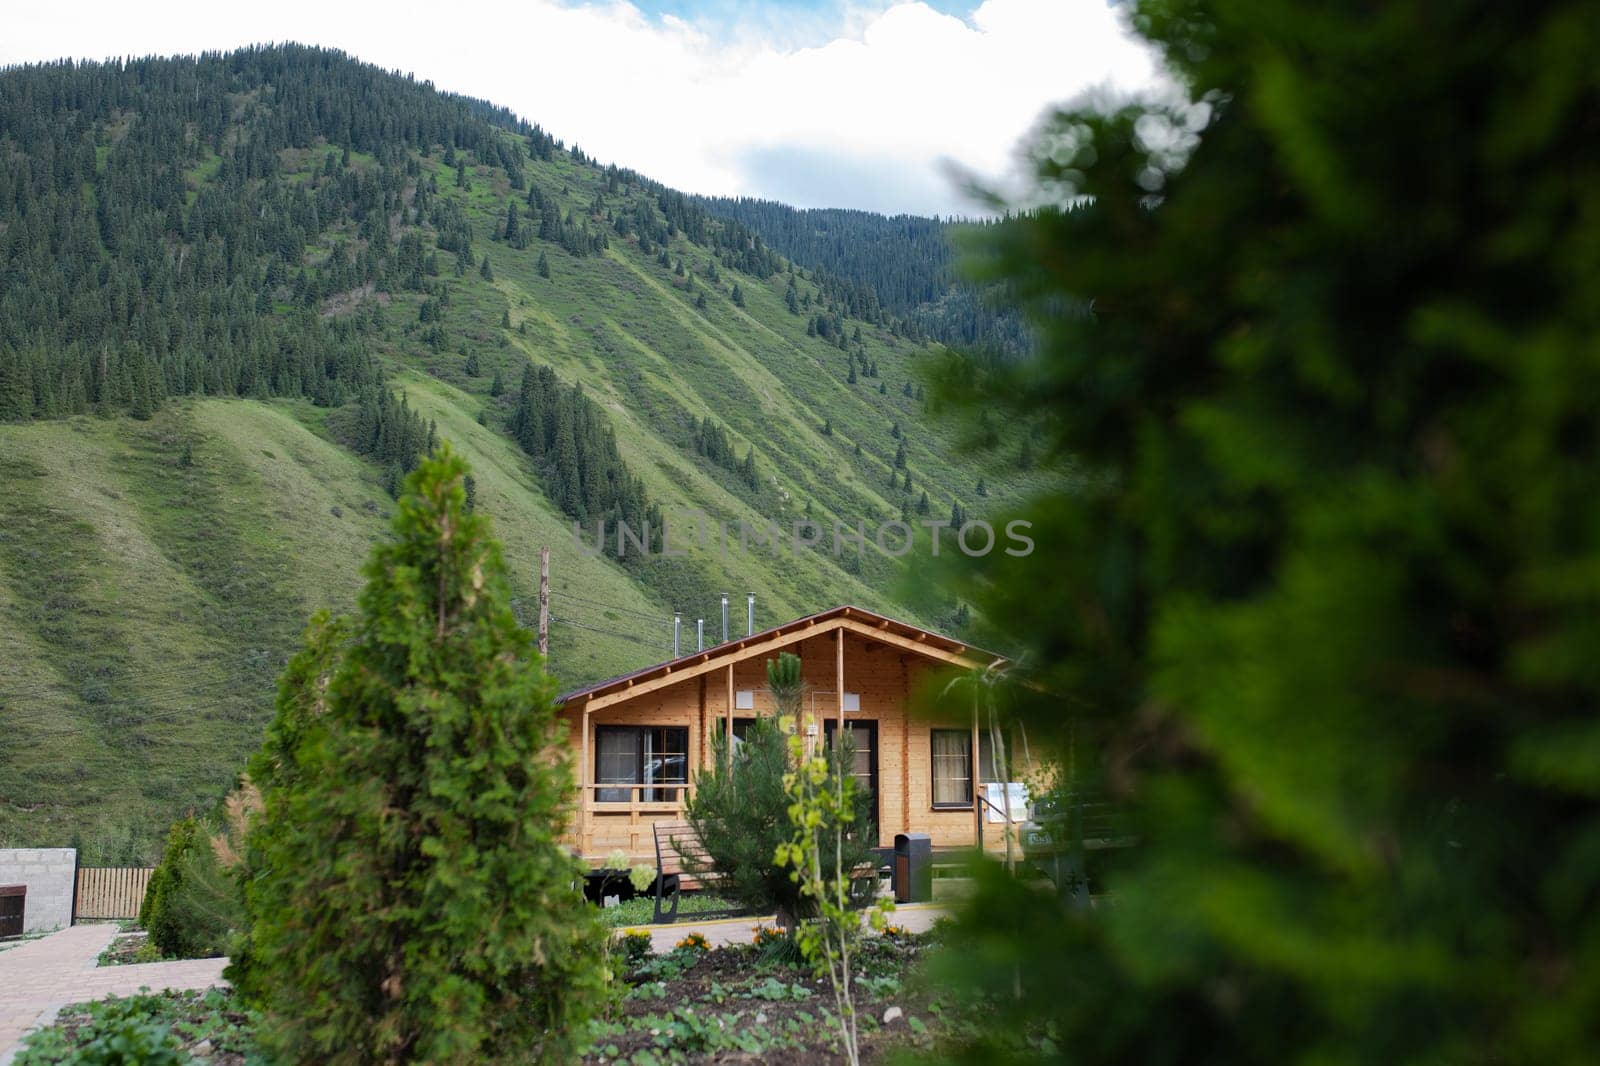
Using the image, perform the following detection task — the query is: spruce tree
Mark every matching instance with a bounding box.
[537,251,551,279]
[236,446,606,1063]
[731,283,745,308]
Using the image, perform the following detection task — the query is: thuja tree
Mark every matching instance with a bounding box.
[926,0,1600,1062]
[234,444,607,1064]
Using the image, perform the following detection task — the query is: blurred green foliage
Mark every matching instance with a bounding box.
[927,0,1600,1062]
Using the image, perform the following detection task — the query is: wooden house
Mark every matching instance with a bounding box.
[556,605,1019,866]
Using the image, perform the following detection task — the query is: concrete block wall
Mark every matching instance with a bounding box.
[0,848,77,933]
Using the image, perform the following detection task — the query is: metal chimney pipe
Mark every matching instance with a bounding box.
[673,614,681,657]
[696,618,704,652]
[747,594,755,636]
[721,594,729,643]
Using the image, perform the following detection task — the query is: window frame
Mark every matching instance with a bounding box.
[929,728,1003,809]
[593,724,689,804]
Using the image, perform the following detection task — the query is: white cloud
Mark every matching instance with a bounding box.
[0,0,1162,216]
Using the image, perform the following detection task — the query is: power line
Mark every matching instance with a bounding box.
[548,592,668,623]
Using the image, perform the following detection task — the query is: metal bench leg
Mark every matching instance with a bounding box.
[653,874,681,924]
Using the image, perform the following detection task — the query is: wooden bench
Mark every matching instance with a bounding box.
[652,821,739,924]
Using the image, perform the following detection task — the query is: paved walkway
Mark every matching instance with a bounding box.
[0,924,227,1063]
[0,908,943,1060]
[626,901,947,954]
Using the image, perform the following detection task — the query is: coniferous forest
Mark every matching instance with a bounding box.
[0,44,1040,854]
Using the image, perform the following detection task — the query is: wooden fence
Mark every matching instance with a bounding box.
[74,866,153,920]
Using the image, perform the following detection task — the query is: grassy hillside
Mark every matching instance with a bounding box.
[0,48,1044,858]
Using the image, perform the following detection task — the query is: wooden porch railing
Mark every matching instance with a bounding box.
[576,782,696,862]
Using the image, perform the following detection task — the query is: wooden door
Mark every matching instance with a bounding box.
[0,885,24,939]
[824,720,879,833]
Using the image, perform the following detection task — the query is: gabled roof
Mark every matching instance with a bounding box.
[558,604,1004,713]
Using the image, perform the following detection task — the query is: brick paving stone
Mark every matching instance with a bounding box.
[0,924,226,1064]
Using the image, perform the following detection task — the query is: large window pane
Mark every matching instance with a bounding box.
[596,727,642,803]
[931,729,971,807]
[595,726,687,803]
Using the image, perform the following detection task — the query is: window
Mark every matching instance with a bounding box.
[930,729,1002,808]
[595,726,688,803]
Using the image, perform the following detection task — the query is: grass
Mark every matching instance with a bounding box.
[599,893,745,928]
[1,134,1039,857]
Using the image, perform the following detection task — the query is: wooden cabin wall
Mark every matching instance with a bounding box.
[560,624,1007,863]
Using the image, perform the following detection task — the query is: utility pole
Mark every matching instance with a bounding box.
[538,546,550,657]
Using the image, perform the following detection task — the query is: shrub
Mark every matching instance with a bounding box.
[685,653,875,927]
[141,791,252,961]
[235,445,609,1064]
[674,931,710,954]
[139,817,199,955]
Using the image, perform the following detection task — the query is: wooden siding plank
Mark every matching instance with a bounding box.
[73,866,152,920]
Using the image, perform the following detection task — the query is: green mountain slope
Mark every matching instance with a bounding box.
[0,46,1042,857]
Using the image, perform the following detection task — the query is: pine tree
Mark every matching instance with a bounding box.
[236,447,607,1063]
[479,255,493,281]
[894,442,906,468]
[537,251,551,279]
[732,283,745,308]
[464,351,481,377]
[916,491,929,515]
[976,478,987,497]
[489,370,505,398]
[822,419,832,436]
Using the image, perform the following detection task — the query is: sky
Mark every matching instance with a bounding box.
[1,0,1162,217]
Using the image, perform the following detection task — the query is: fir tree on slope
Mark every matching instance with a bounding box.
[234,445,607,1064]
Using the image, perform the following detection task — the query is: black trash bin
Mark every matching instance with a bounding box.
[893,833,932,903]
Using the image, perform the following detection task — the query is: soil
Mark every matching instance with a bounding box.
[96,930,153,966]
[590,935,944,1064]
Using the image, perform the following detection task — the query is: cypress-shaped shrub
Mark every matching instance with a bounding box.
[140,816,201,956]
[233,443,607,1063]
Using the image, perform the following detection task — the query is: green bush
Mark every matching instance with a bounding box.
[927,0,1600,1061]
[234,445,609,1064]
[685,654,875,927]
[139,816,242,960]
